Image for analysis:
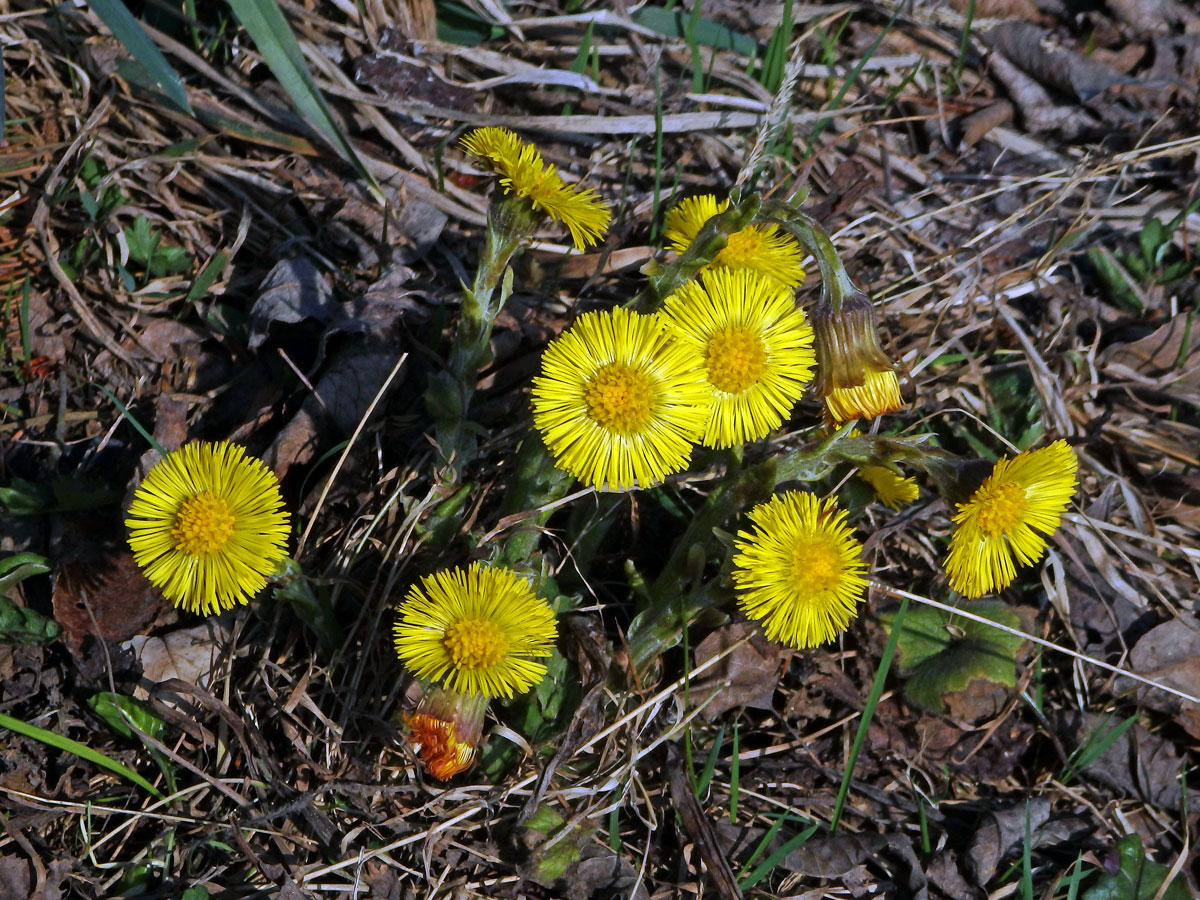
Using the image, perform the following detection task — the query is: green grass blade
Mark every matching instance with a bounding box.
[729,721,739,823]
[226,0,384,203]
[0,711,162,797]
[830,597,907,832]
[696,722,725,797]
[1061,712,1138,784]
[89,0,193,114]
[739,822,819,890]
[735,811,793,880]
[93,383,165,455]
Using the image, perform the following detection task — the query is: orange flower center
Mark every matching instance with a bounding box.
[790,537,840,596]
[706,327,767,394]
[584,363,655,433]
[973,479,1028,536]
[444,617,508,669]
[172,491,236,556]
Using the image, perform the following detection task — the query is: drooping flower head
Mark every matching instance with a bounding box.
[460,127,611,250]
[944,440,1078,597]
[394,563,557,699]
[859,464,919,510]
[531,306,711,491]
[125,442,290,615]
[810,291,904,424]
[664,194,806,288]
[732,491,868,649]
[660,268,815,448]
[404,686,488,781]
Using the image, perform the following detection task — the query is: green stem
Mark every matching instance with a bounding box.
[761,205,855,313]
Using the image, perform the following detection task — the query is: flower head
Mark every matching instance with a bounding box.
[125,442,290,615]
[404,687,488,781]
[394,563,557,699]
[660,269,814,448]
[944,440,1078,597]
[460,127,610,250]
[531,306,711,490]
[859,464,919,510]
[732,491,868,649]
[664,194,806,288]
[810,292,904,424]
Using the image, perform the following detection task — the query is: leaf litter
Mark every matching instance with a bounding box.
[1,0,1199,898]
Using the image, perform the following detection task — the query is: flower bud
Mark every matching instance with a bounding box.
[403,687,488,781]
[810,291,904,424]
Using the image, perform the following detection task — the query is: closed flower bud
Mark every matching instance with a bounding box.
[810,291,904,424]
[403,687,488,781]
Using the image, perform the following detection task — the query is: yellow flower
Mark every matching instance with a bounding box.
[125,442,290,615]
[393,563,557,699]
[810,293,904,424]
[944,440,1078,597]
[660,269,814,448]
[460,127,611,250]
[732,491,868,649]
[531,306,711,490]
[664,194,805,288]
[403,686,487,781]
[859,464,919,510]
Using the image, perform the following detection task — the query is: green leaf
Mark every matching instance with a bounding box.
[1087,247,1142,313]
[1081,835,1189,900]
[0,710,162,797]
[883,600,1026,713]
[226,0,384,203]
[89,0,193,113]
[0,596,60,645]
[1138,218,1169,269]
[87,691,166,742]
[632,6,760,56]
[435,0,505,44]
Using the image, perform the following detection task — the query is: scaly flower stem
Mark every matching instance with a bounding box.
[761,205,856,314]
[431,218,526,476]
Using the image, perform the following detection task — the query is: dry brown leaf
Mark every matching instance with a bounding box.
[966,798,1051,885]
[51,552,168,654]
[125,622,227,693]
[1100,312,1200,402]
[984,23,1139,102]
[1125,614,1200,738]
[690,621,789,719]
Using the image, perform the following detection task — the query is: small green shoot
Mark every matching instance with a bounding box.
[739,819,820,890]
[1061,712,1138,785]
[729,720,739,823]
[759,0,793,93]
[696,722,726,797]
[88,691,178,792]
[830,597,907,832]
[0,553,59,644]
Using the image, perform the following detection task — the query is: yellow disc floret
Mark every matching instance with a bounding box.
[172,492,236,556]
[443,617,509,669]
[583,364,656,433]
[705,328,767,394]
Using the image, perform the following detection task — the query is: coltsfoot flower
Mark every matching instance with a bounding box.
[393,563,557,699]
[810,292,904,424]
[660,269,815,448]
[859,464,919,510]
[732,491,868,649]
[125,442,290,615]
[403,686,488,781]
[460,126,611,249]
[531,306,711,491]
[664,194,806,288]
[944,440,1078,597]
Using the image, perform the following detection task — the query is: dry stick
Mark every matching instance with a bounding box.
[295,353,408,557]
[872,582,1200,705]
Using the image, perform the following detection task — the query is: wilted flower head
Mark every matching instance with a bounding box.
[125,442,290,615]
[404,686,488,781]
[664,194,805,288]
[530,306,711,490]
[944,440,1078,597]
[810,292,904,424]
[660,268,814,448]
[460,127,610,250]
[732,491,868,649]
[393,562,557,699]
